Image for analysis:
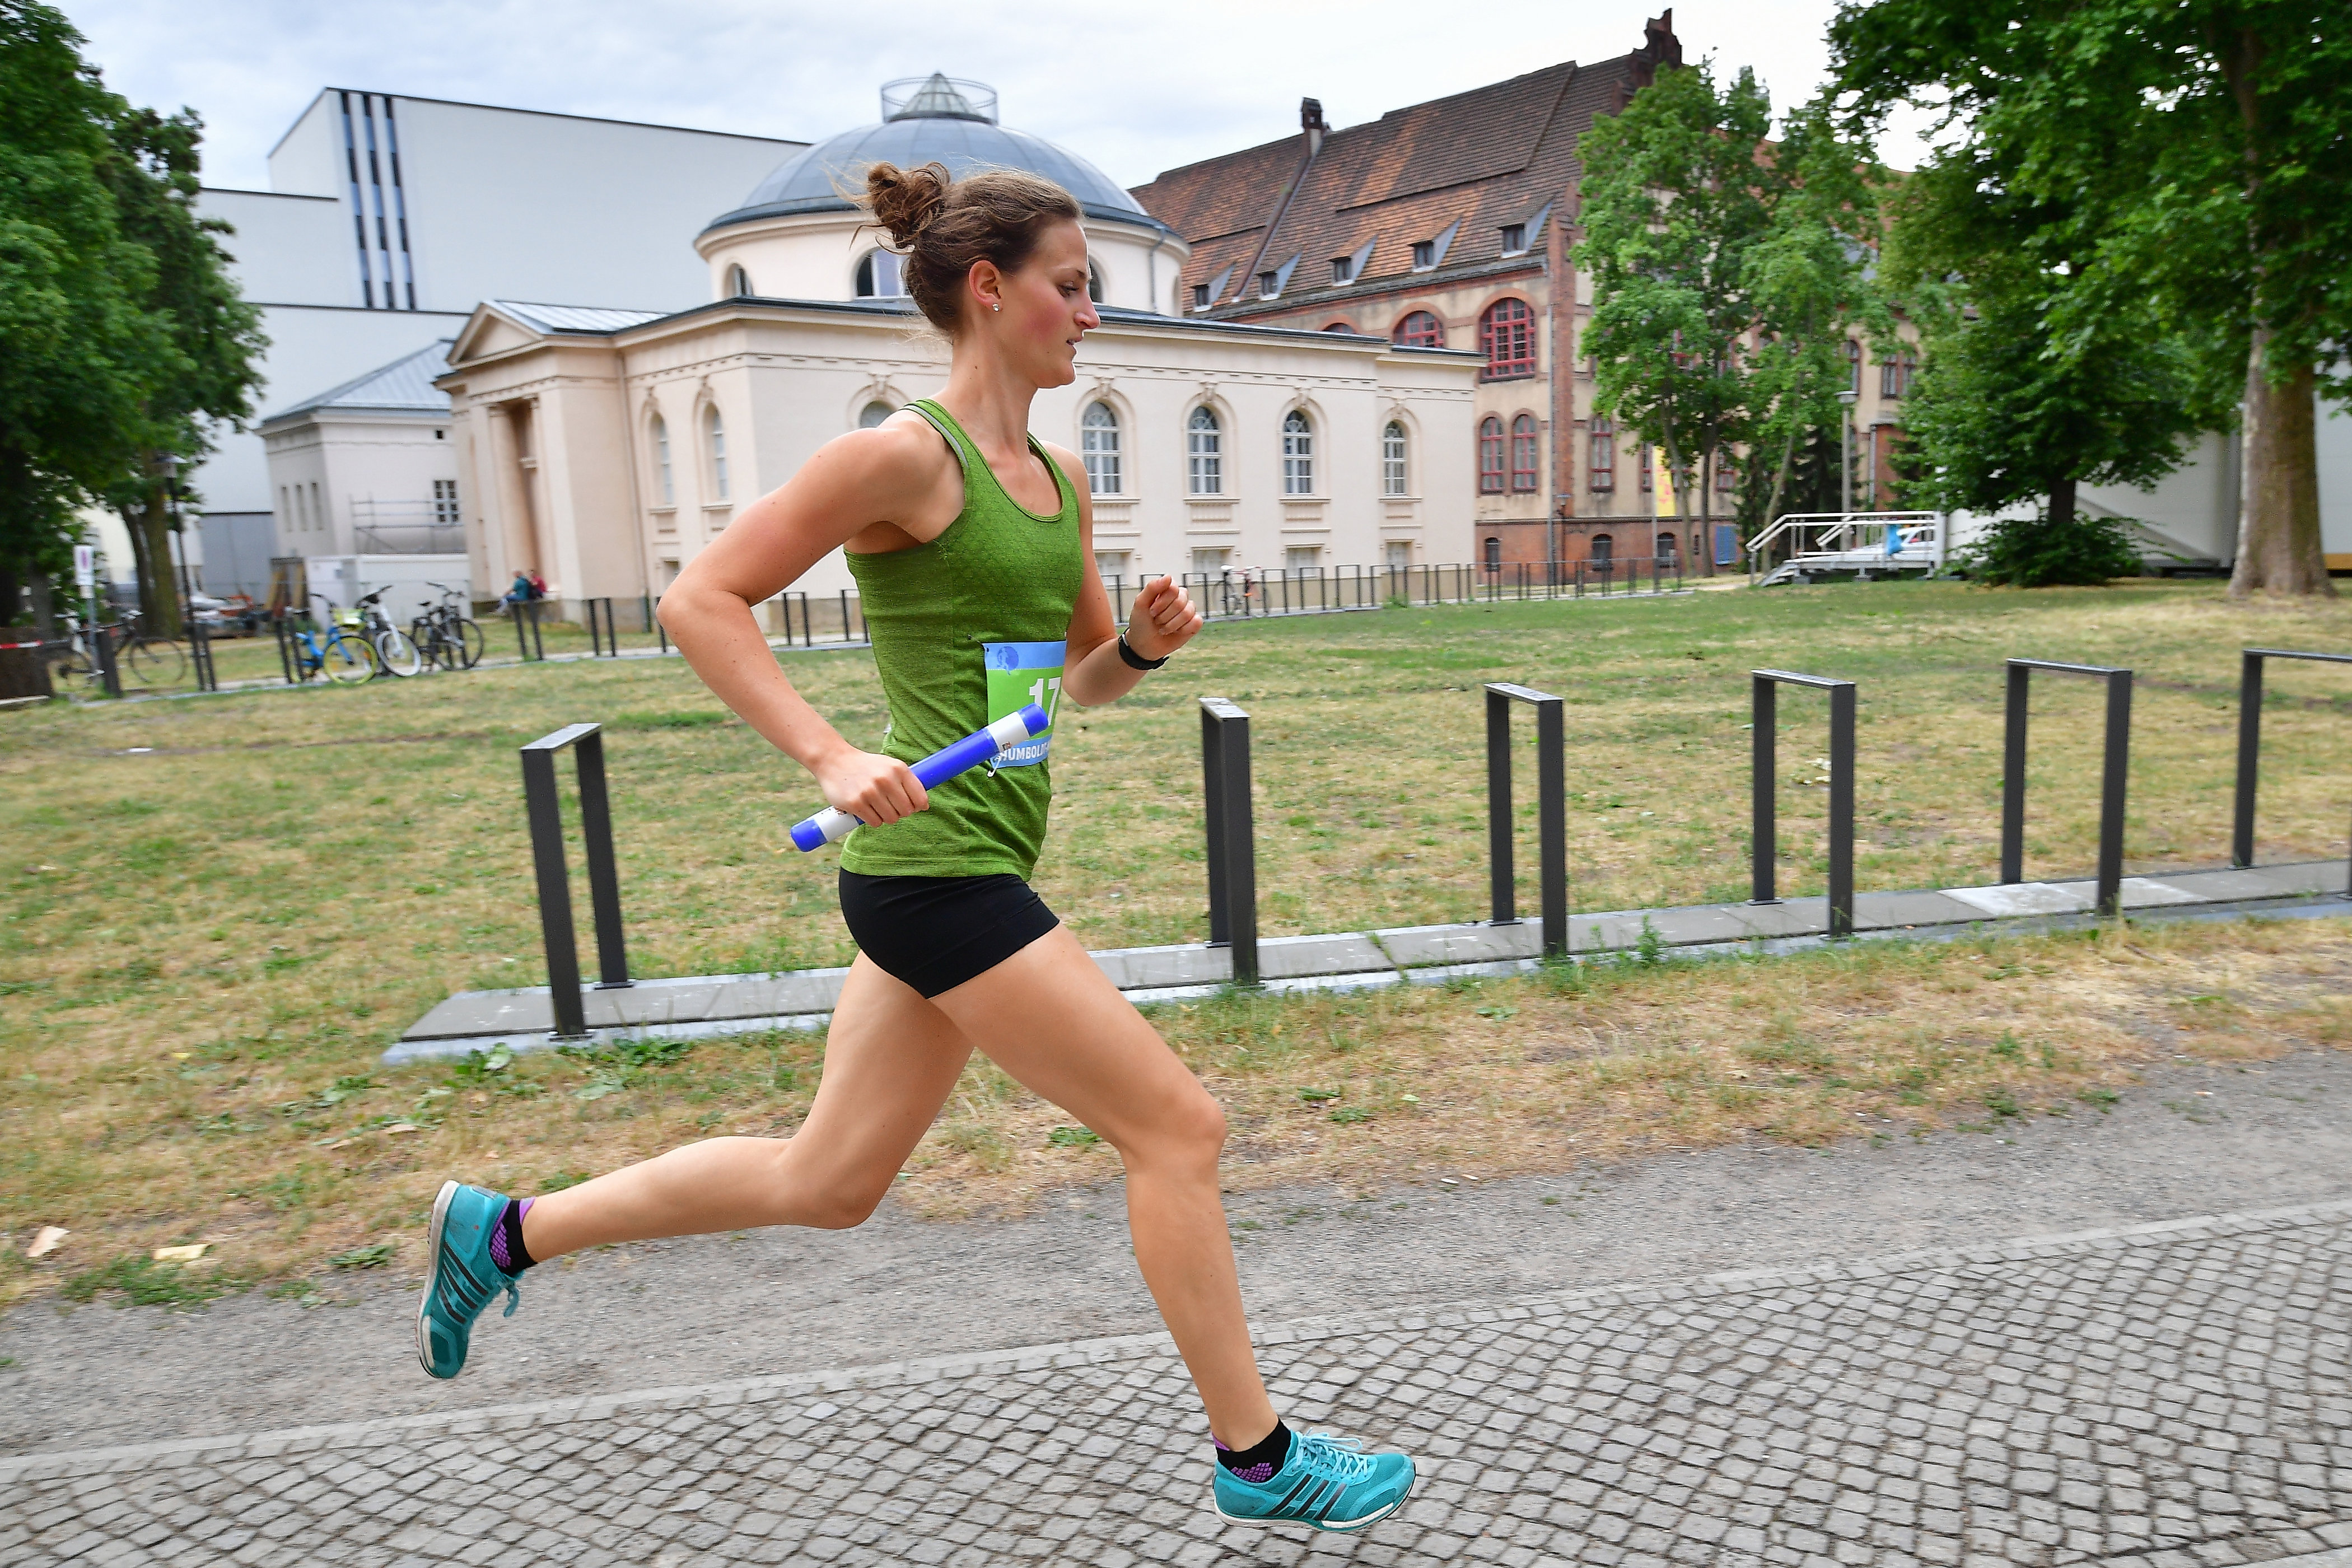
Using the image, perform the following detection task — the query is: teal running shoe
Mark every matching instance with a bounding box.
[416,1180,519,1379]
[1212,1431,1417,1533]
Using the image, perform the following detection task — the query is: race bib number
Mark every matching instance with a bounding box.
[982,640,1063,767]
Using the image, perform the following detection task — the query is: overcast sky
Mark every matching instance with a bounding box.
[59,0,1933,195]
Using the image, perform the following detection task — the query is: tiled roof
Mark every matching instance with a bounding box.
[263,338,455,422]
[1132,16,1680,320]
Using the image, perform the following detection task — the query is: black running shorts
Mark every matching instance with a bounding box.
[837,870,1061,998]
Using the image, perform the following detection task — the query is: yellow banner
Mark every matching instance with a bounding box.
[1652,447,1677,519]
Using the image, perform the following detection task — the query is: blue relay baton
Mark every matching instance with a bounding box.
[789,703,1052,852]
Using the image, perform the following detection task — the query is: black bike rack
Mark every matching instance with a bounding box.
[1485,682,1567,957]
[512,600,546,661]
[1200,697,1258,986]
[521,722,632,1040]
[584,598,620,657]
[2233,646,2352,895]
[2000,659,2132,916]
[1751,669,1858,937]
[188,617,218,692]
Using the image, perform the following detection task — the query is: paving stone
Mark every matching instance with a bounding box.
[5,1206,2350,1565]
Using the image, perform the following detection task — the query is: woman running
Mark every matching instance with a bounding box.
[414,160,1416,1534]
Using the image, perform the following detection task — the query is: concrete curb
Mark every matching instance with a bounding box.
[7,1194,2346,1486]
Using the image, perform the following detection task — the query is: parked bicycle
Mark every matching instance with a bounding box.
[408,581,484,671]
[43,608,185,692]
[281,595,379,685]
[356,589,422,678]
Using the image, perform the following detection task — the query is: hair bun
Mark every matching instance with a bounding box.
[864,161,951,249]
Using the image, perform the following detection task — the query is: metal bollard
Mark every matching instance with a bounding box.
[188,617,218,692]
[2233,646,2352,895]
[1485,683,1569,956]
[1199,697,1258,986]
[94,621,123,699]
[1751,669,1858,937]
[2000,659,2132,916]
[520,722,633,1040]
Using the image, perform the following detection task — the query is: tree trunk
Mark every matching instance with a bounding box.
[124,479,184,636]
[2230,328,2335,599]
[2048,474,2076,532]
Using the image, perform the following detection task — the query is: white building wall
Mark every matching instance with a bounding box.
[262,410,459,559]
[197,190,356,305]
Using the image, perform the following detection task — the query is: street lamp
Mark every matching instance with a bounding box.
[1836,389,1859,517]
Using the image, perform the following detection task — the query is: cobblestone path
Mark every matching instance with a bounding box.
[4,1201,2349,1568]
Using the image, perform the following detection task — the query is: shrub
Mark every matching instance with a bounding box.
[1953,510,2143,587]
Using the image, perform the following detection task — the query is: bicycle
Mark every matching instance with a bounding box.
[113,608,186,687]
[408,582,484,671]
[357,590,422,677]
[281,595,379,685]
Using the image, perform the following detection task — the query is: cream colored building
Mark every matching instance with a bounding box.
[430,78,1478,624]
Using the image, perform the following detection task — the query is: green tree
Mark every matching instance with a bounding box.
[1575,59,1778,565]
[1832,0,2351,599]
[1875,145,2208,584]
[0,0,160,624]
[94,101,266,636]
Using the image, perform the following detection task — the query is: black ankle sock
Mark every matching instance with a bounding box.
[490,1197,535,1275]
[1214,1419,1291,1481]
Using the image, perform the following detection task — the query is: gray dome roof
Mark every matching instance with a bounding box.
[704,77,1167,236]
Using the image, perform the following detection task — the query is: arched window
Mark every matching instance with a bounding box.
[727,264,753,298]
[855,250,903,298]
[1382,421,1409,497]
[1187,405,1222,496]
[1591,532,1614,563]
[1588,416,1614,492]
[858,402,893,428]
[1323,321,1354,333]
[1483,536,1502,571]
[1846,338,1862,392]
[704,405,728,501]
[1658,531,1678,562]
[1478,416,1505,494]
[1080,402,1122,496]
[652,414,674,506]
[1088,260,1104,304]
[1281,409,1314,496]
[1510,413,1540,493]
[1480,297,1536,377]
[1392,310,1442,349]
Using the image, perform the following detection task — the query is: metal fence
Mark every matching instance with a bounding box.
[1100,558,1687,625]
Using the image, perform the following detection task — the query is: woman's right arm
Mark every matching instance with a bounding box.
[657,420,955,828]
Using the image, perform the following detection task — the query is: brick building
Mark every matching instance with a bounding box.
[1131,12,1711,575]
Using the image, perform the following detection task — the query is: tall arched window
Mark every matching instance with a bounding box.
[1483,536,1502,571]
[1591,533,1614,563]
[1393,310,1442,349]
[855,251,903,298]
[1657,531,1678,562]
[1846,338,1862,391]
[1088,260,1104,304]
[704,405,729,501]
[1480,297,1536,377]
[1382,421,1409,497]
[858,402,893,428]
[1588,416,1614,492]
[1281,409,1314,496]
[1081,402,1122,495]
[1478,416,1505,494]
[1187,405,1222,496]
[1510,413,1540,492]
[652,414,674,505]
[727,264,753,297]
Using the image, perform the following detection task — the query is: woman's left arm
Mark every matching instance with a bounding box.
[1050,444,1203,707]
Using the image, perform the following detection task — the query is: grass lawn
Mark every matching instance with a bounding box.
[3,578,2349,1306]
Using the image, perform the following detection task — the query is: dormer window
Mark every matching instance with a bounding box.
[1258,270,1280,298]
[1411,240,1435,271]
[1331,256,1353,284]
[1192,283,1211,310]
[728,263,753,297]
[1500,223,1527,254]
[854,250,903,298]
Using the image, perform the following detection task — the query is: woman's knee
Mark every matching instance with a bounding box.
[1118,1084,1226,1166]
[801,1182,888,1231]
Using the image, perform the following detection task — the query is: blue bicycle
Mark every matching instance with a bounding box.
[282,595,380,684]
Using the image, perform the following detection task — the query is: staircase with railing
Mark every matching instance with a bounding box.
[1746,511,1943,586]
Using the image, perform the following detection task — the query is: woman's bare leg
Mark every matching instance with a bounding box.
[925,926,1278,1450]
[519,955,972,1257]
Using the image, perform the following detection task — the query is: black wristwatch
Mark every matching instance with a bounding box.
[1117,633,1170,671]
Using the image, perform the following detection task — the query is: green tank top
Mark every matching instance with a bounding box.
[838,399,1083,879]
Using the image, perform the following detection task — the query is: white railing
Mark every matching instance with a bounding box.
[1746,511,1942,585]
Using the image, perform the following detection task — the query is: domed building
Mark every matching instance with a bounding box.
[432,80,1478,625]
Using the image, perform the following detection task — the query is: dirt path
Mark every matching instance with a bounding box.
[3,1046,2346,1459]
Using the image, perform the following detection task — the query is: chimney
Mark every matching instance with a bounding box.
[1300,97,1328,155]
